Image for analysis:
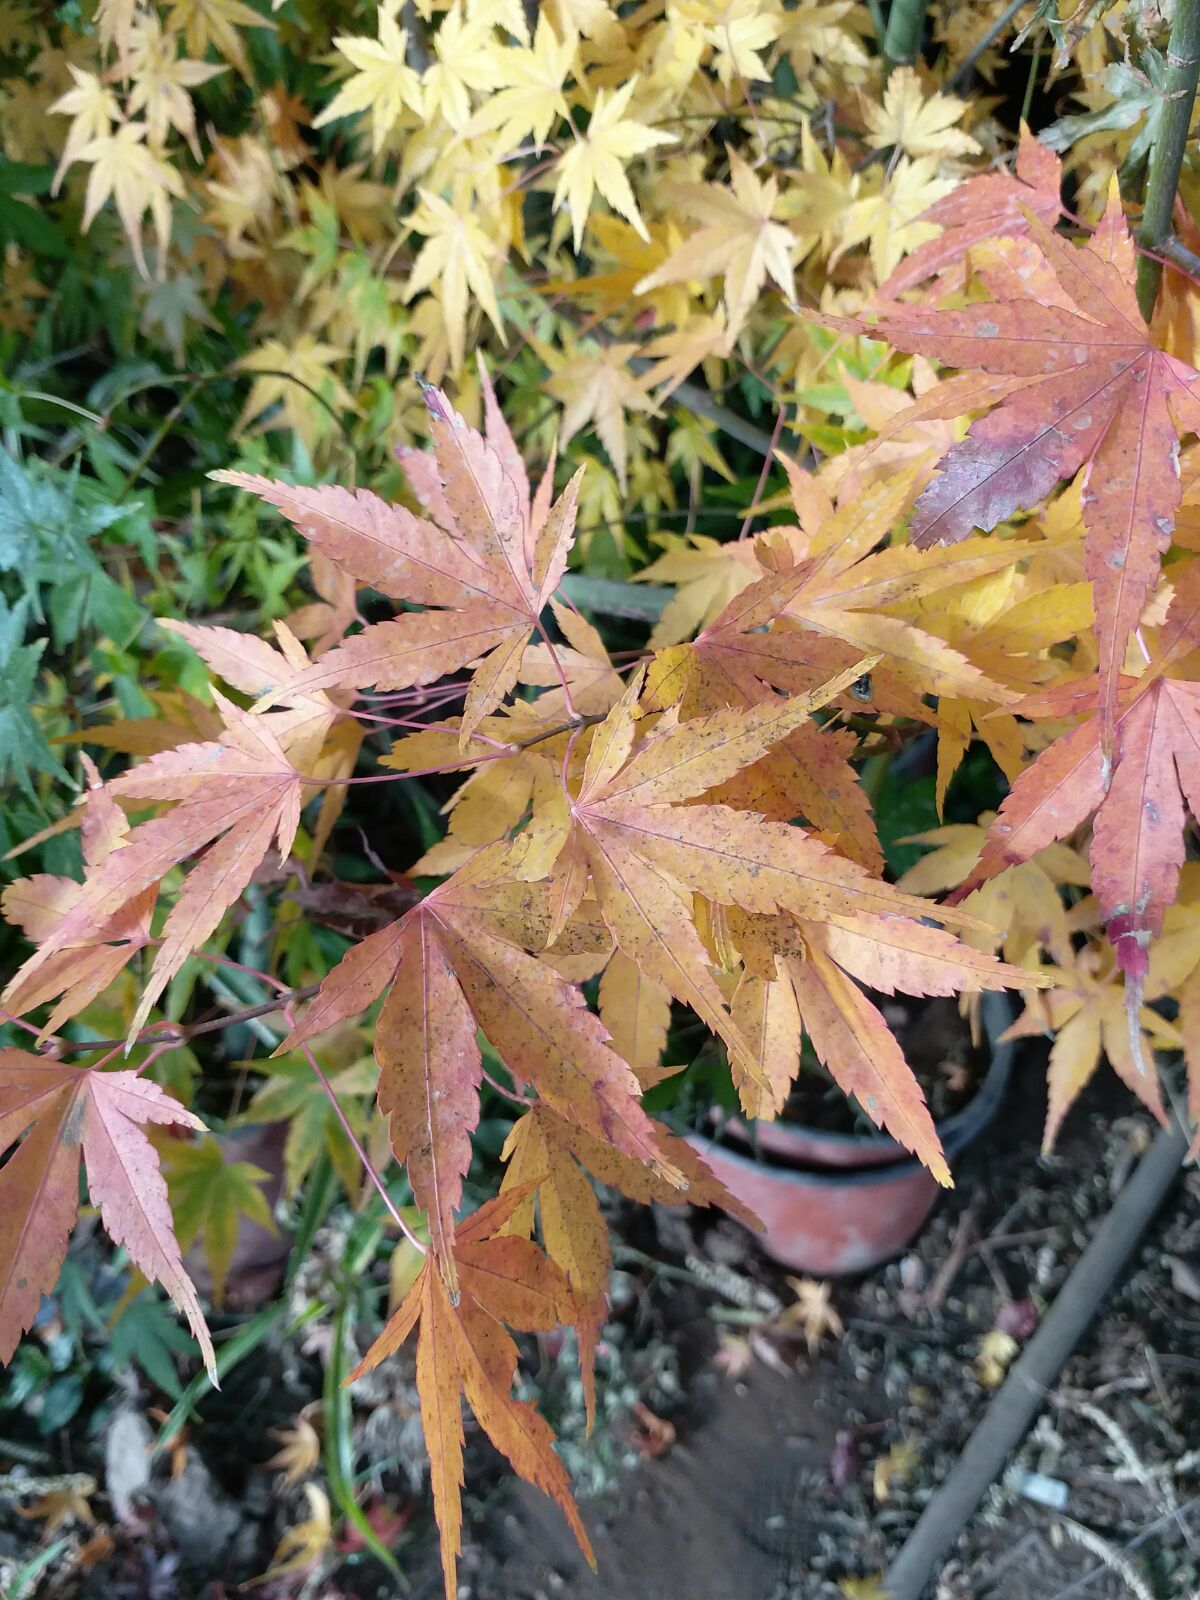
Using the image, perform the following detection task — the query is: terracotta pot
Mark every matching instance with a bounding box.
[685,992,1015,1277]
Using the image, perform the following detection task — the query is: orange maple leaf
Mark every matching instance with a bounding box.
[278,844,672,1295]
[218,379,579,745]
[349,1189,595,1600]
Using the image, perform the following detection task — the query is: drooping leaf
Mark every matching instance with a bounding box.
[0,1049,214,1376]
[349,1194,594,1600]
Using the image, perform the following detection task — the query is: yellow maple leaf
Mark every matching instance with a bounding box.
[314,8,424,153]
[676,0,784,86]
[252,1484,331,1584]
[78,121,186,277]
[634,533,760,649]
[635,154,795,339]
[557,215,693,330]
[49,66,120,189]
[779,1275,844,1355]
[15,1477,97,1536]
[863,65,980,160]
[264,1410,322,1490]
[163,0,276,77]
[545,341,655,492]
[421,3,506,131]
[835,155,956,281]
[464,15,575,155]
[778,0,870,79]
[125,10,227,157]
[235,335,354,452]
[203,132,282,260]
[96,0,138,60]
[637,312,732,401]
[405,188,507,373]
[553,78,676,251]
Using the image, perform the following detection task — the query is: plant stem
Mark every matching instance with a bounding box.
[882,0,927,72]
[1136,0,1200,321]
[294,1033,426,1255]
[21,983,322,1057]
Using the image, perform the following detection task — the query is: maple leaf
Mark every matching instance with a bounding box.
[405,189,506,373]
[463,14,574,154]
[689,0,784,85]
[277,844,669,1295]
[0,1048,214,1375]
[163,1136,277,1307]
[420,3,506,130]
[1,760,154,1034]
[552,79,675,250]
[500,1099,758,1420]
[879,123,1063,297]
[635,155,796,340]
[597,950,674,1085]
[545,342,655,493]
[3,694,304,1043]
[163,0,276,76]
[635,533,761,650]
[265,1409,322,1489]
[219,387,583,746]
[835,156,957,282]
[124,11,227,157]
[76,121,185,277]
[898,817,1090,969]
[862,66,979,161]
[314,8,424,151]
[636,312,733,401]
[1005,952,1176,1148]
[556,215,694,329]
[234,336,355,452]
[778,1276,844,1355]
[255,1483,331,1583]
[349,1191,594,1600]
[814,183,1200,736]
[955,561,1200,981]
[528,664,1006,1113]
[240,1045,375,1198]
[48,67,119,189]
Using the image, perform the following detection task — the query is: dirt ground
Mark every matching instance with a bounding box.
[436,1056,1200,1600]
[3,1049,1197,1600]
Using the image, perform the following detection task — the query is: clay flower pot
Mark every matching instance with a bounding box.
[686,992,1015,1277]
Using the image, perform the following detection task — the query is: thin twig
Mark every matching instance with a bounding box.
[21,983,321,1058]
[946,0,1030,93]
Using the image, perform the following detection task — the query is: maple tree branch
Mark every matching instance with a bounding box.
[945,0,1028,94]
[20,984,323,1057]
[510,709,609,749]
[1136,0,1200,320]
[1160,234,1200,282]
[882,0,927,72]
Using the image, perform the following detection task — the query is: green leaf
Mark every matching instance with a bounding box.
[162,1138,278,1306]
[0,193,68,258]
[110,1292,195,1399]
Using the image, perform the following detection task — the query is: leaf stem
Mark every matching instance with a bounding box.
[292,1032,426,1255]
[1136,0,1200,321]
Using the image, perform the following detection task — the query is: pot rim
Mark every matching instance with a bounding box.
[688,991,1016,1188]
